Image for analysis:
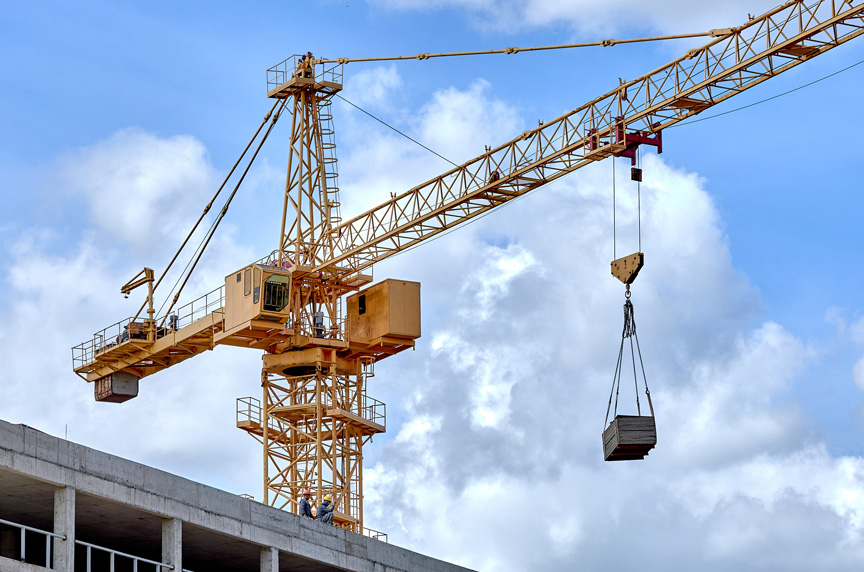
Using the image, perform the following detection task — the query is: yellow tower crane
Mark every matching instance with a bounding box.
[72,0,864,538]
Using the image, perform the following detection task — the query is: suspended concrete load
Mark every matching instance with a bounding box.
[604,255,656,461]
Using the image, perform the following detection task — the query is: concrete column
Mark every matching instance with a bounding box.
[162,518,182,571]
[260,546,278,572]
[53,486,75,572]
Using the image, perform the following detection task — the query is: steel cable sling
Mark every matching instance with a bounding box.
[605,296,654,429]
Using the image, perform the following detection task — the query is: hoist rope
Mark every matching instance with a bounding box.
[612,158,617,260]
[638,146,642,253]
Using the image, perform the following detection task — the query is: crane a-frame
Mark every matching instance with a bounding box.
[72,0,864,536]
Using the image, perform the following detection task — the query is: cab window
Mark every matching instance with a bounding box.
[263,275,291,312]
[253,267,262,304]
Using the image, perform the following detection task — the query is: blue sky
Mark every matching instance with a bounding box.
[2,1,864,570]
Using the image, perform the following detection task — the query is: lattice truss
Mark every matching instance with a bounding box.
[279,89,343,270]
[323,0,864,276]
[259,369,375,528]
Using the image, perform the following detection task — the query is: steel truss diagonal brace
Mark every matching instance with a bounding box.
[319,0,864,277]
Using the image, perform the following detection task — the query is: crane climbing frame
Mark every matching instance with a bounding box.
[72,0,864,536]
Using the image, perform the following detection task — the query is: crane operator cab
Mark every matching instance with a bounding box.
[220,264,293,341]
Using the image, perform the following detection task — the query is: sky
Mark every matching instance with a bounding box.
[2,0,864,570]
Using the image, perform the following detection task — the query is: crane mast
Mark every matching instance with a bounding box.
[230,57,419,532]
[71,0,864,538]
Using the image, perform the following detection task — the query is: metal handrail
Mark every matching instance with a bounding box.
[291,314,347,342]
[237,393,384,429]
[266,56,343,92]
[72,285,225,368]
[77,539,172,570]
[0,517,63,568]
[77,539,194,571]
[359,394,386,428]
[361,526,388,543]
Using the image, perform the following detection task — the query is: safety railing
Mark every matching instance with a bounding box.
[266,55,343,93]
[72,286,224,370]
[77,539,174,571]
[236,396,262,425]
[0,517,195,571]
[238,392,384,430]
[359,394,386,429]
[361,526,388,543]
[72,315,139,368]
[236,397,281,434]
[169,285,224,330]
[0,517,63,568]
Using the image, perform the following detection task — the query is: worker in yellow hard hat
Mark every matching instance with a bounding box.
[316,494,335,525]
[299,489,314,519]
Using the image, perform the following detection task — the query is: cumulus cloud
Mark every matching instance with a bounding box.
[337,74,523,217]
[369,0,779,36]
[341,80,864,570]
[344,64,403,109]
[61,127,218,256]
[0,128,259,494]
[854,356,864,391]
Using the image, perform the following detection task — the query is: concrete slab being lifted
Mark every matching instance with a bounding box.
[0,419,475,572]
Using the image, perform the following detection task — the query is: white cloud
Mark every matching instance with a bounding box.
[0,128,260,495]
[346,80,864,569]
[344,64,403,109]
[854,355,864,391]
[337,78,524,218]
[370,0,780,36]
[61,127,217,256]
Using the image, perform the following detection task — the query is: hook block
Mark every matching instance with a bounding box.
[611,252,644,285]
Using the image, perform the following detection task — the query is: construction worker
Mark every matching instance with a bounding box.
[296,51,313,79]
[316,494,335,524]
[299,490,314,518]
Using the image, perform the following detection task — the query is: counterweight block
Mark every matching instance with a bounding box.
[94,372,140,403]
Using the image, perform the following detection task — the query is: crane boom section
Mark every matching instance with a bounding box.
[320,0,864,277]
[73,0,864,384]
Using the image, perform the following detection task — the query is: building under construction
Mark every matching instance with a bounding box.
[0,419,474,572]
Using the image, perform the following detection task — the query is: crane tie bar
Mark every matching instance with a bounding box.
[321,30,733,65]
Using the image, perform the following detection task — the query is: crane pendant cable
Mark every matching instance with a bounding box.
[316,30,732,65]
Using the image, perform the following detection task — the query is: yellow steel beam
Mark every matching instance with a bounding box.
[318,0,864,277]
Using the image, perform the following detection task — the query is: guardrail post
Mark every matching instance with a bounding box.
[260,546,278,572]
[161,518,182,571]
[53,486,75,571]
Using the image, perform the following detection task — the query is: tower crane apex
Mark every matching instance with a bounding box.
[72,0,864,536]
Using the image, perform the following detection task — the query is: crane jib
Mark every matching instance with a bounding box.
[318,0,864,275]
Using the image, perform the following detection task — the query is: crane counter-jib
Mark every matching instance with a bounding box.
[319,0,864,276]
[72,285,226,381]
